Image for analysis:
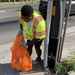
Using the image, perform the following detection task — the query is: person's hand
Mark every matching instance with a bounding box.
[18,29,23,35]
[20,42,27,46]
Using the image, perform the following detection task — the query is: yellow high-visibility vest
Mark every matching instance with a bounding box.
[19,11,46,40]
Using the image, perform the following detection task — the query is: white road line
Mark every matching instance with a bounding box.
[0,15,17,19]
[0,10,5,13]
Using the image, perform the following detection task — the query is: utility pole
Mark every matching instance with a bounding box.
[26,0,28,3]
[32,0,33,3]
[14,0,15,4]
[43,0,68,70]
[44,0,53,70]
[59,0,72,62]
[8,0,10,3]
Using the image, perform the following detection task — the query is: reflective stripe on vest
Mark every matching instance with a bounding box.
[18,12,24,26]
[36,30,46,37]
[26,33,34,38]
[33,16,46,37]
[19,11,45,40]
[34,16,43,28]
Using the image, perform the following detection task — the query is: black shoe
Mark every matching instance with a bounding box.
[32,57,41,65]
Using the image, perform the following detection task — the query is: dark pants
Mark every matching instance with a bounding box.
[27,39,43,58]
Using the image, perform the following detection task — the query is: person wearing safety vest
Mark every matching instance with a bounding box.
[18,5,46,64]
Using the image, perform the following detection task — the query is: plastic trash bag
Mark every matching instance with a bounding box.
[10,34,32,72]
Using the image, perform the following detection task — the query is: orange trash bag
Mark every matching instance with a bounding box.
[10,34,32,72]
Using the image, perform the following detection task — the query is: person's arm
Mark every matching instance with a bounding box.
[20,24,23,30]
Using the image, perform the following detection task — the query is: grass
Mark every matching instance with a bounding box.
[0,0,40,6]
[55,54,75,74]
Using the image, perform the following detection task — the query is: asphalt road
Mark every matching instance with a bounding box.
[0,5,75,75]
[0,4,75,45]
[0,4,39,44]
[0,15,75,45]
[0,4,39,23]
[0,21,19,45]
[0,14,75,75]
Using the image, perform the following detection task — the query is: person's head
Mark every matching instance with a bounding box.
[21,5,33,22]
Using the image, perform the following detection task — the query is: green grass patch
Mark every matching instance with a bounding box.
[55,54,75,74]
[0,0,40,6]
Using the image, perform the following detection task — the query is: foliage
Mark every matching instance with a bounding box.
[0,0,40,2]
[55,55,75,74]
[0,0,27,2]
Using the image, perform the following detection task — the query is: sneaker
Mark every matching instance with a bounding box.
[32,57,41,65]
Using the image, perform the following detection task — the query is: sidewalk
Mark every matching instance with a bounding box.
[0,25,75,75]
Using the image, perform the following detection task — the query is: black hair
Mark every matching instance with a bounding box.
[21,5,33,17]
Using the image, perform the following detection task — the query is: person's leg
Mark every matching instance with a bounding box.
[35,39,43,58]
[33,39,43,64]
[27,40,33,56]
[35,46,42,59]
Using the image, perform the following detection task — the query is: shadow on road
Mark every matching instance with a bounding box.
[0,63,20,75]
[0,60,49,75]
